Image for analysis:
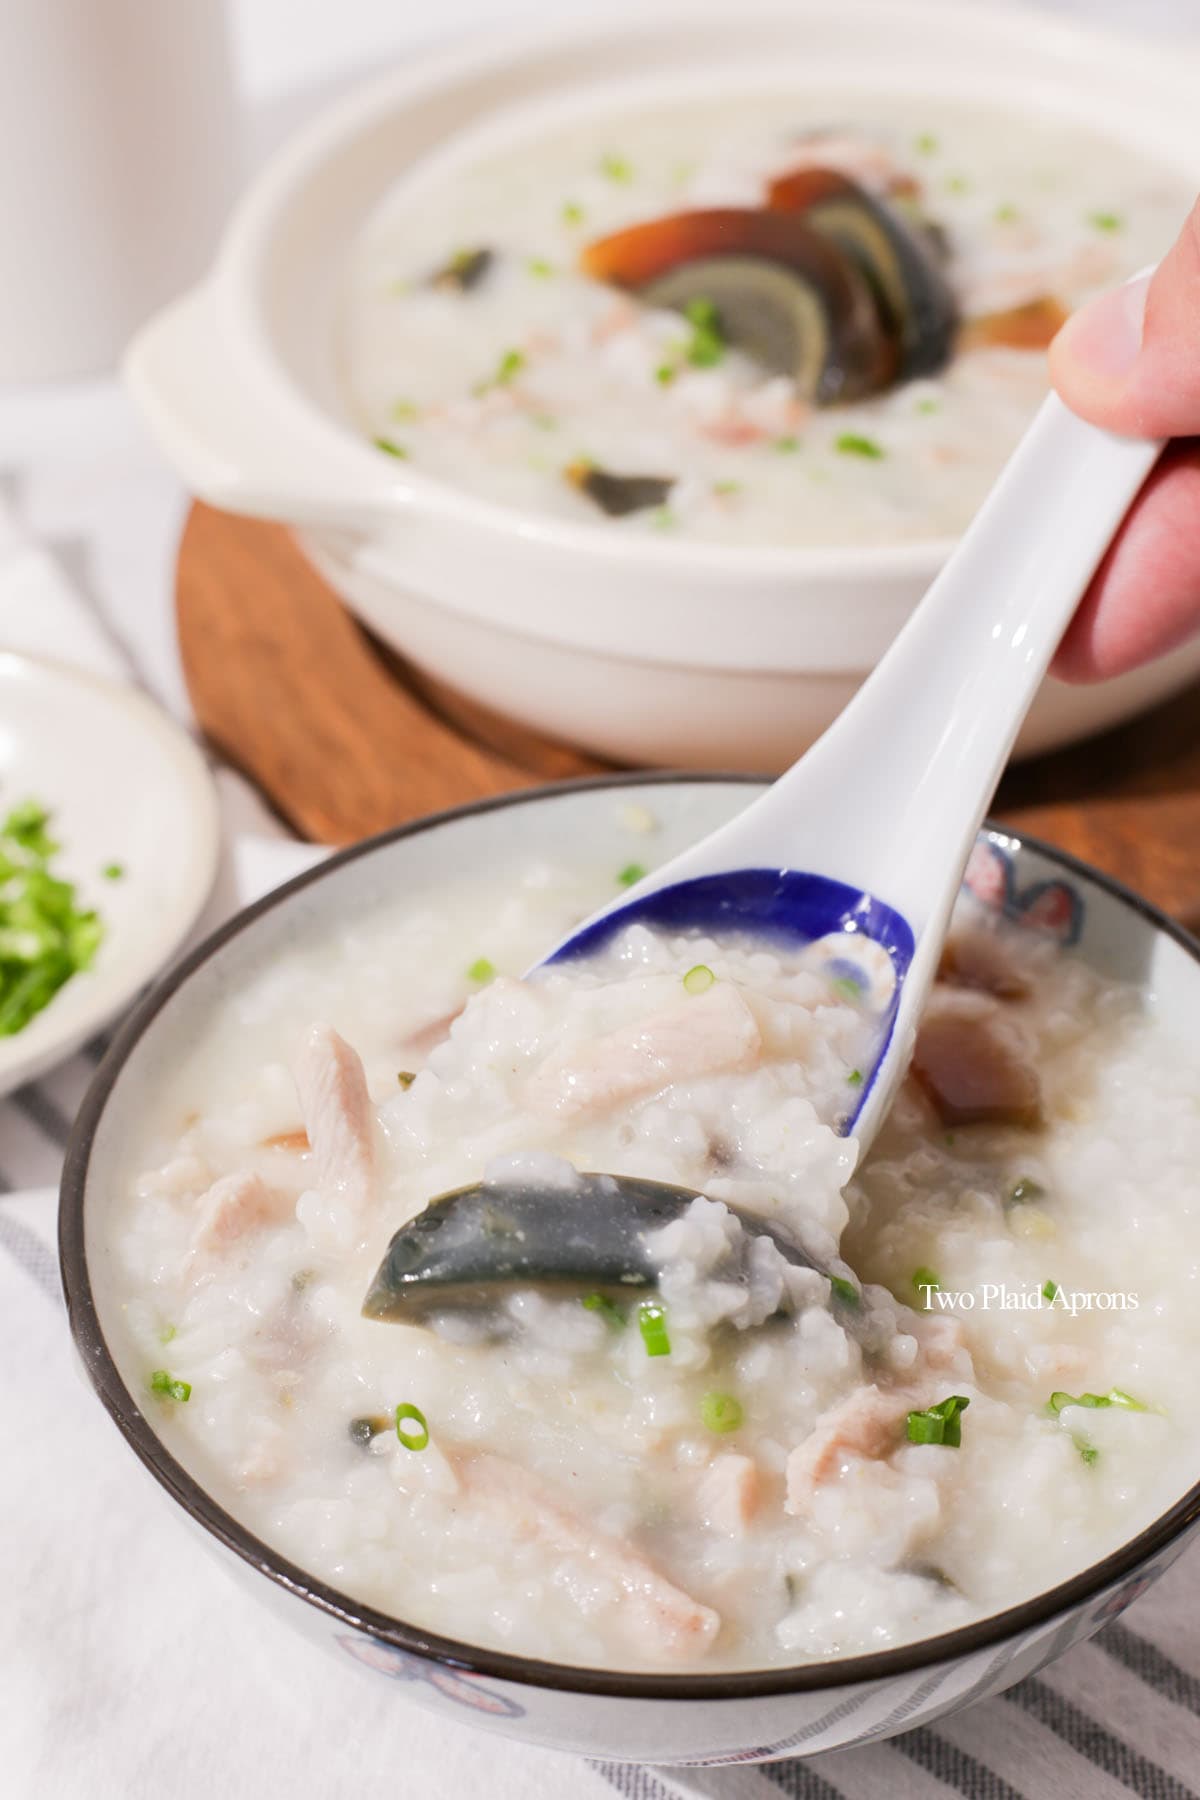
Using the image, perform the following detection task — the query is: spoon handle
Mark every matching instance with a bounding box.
[761,392,1162,931]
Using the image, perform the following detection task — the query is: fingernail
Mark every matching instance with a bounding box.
[1056,271,1151,379]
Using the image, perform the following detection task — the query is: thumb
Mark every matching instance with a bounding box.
[1048,201,1200,439]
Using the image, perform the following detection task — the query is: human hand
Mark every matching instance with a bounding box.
[1048,202,1200,681]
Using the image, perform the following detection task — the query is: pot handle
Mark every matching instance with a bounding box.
[123,285,409,528]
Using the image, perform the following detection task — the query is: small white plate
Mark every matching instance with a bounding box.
[0,654,220,1097]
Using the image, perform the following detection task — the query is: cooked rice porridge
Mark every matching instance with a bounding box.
[108,834,1200,1671]
[340,89,1189,546]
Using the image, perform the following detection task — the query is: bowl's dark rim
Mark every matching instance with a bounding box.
[59,772,1200,1703]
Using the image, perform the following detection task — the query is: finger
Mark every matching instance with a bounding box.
[1052,438,1200,681]
[1048,201,1200,439]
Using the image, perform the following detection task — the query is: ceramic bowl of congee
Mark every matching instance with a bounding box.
[124,0,1200,771]
[61,775,1200,1763]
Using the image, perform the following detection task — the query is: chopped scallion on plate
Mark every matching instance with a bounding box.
[829,1274,860,1307]
[683,963,715,994]
[617,862,646,888]
[467,957,496,985]
[0,800,104,1038]
[912,1266,941,1295]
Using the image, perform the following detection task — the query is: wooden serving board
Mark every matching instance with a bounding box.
[176,502,1200,929]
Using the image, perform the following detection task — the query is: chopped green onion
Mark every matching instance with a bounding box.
[561,200,585,226]
[994,203,1020,223]
[1042,1279,1061,1303]
[527,257,555,278]
[773,434,801,453]
[846,1068,864,1088]
[834,433,885,460]
[348,1414,390,1447]
[0,800,104,1037]
[683,296,725,368]
[914,132,939,155]
[913,1266,941,1295]
[713,479,742,496]
[700,1391,744,1434]
[916,397,941,415]
[600,152,634,184]
[906,1394,970,1447]
[158,1322,177,1345]
[149,1369,191,1403]
[945,174,971,195]
[373,436,408,458]
[638,1301,671,1357]
[655,363,678,386]
[1077,1440,1100,1466]
[396,1070,417,1090]
[829,1274,860,1308]
[944,1132,956,1148]
[832,975,864,1003]
[1087,210,1123,233]
[617,862,646,888]
[1007,1176,1046,1206]
[1048,1388,1149,1415]
[395,1402,430,1451]
[467,957,496,984]
[582,1292,626,1331]
[683,963,716,994]
[391,399,420,422]
[474,349,526,395]
[102,862,125,881]
[650,506,678,532]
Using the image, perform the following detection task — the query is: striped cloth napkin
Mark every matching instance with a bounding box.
[0,508,1196,1800]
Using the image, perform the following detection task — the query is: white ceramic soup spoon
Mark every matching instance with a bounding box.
[540,388,1162,1153]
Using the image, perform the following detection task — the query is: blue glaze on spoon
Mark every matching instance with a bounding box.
[545,868,914,1136]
